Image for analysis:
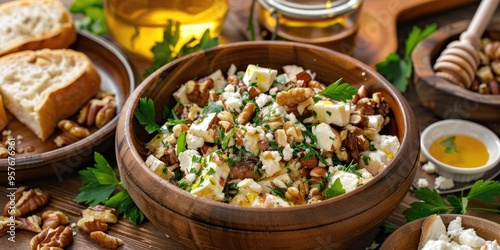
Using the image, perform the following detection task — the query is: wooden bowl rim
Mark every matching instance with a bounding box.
[117,41,419,215]
[412,19,500,106]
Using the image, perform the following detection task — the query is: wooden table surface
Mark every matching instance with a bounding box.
[1,0,500,249]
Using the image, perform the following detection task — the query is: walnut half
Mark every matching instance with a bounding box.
[90,231,123,249]
[30,226,73,250]
[3,186,49,217]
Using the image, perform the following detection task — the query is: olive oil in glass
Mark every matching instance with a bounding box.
[104,0,229,60]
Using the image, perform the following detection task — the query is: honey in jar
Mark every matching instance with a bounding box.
[258,0,363,55]
[104,0,229,60]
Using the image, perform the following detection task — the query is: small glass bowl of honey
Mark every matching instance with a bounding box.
[420,119,500,182]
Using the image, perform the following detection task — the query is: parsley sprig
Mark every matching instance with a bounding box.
[74,152,145,225]
[144,20,219,77]
[403,180,500,222]
[134,97,161,134]
[69,0,107,35]
[318,79,358,103]
[376,24,437,93]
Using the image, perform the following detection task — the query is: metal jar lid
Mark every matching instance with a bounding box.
[257,0,363,19]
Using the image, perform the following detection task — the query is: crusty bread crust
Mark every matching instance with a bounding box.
[418,214,447,250]
[0,49,100,141]
[0,0,76,57]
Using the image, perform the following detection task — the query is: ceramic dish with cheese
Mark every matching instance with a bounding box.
[116,41,420,249]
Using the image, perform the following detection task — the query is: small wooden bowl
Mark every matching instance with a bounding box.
[412,20,500,127]
[116,41,420,249]
[380,214,500,249]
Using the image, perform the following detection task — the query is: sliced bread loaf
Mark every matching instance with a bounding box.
[0,0,76,57]
[0,49,100,141]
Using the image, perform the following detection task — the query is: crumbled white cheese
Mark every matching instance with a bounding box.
[224,83,236,93]
[358,150,389,176]
[229,178,264,207]
[258,173,292,194]
[262,193,291,208]
[208,69,227,89]
[367,114,384,133]
[190,113,217,143]
[422,161,437,174]
[260,151,283,178]
[435,176,454,190]
[417,178,429,188]
[255,93,272,108]
[242,64,277,92]
[190,156,230,201]
[173,84,189,104]
[371,134,400,160]
[186,132,204,149]
[178,149,201,175]
[329,170,359,193]
[282,144,293,161]
[221,92,242,112]
[312,123,341,152]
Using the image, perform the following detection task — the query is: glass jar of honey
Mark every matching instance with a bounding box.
[257,0,363,55]
[104,0,229,60]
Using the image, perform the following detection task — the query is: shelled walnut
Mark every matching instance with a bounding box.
[30,225,73,250]
[89,231,123,249]
[3,186,49,217]
[41,210,69,229]
[77,205,118,234]
[473,38,500,95]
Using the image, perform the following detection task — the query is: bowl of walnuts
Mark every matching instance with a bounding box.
[115,41,420,249]
[412,20,500,126]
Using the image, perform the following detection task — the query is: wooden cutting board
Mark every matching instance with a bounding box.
[353,0,479,66]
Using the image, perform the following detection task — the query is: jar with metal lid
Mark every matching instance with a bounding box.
[257,0,363,55]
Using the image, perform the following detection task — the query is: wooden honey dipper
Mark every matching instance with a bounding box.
[434,0,500,89]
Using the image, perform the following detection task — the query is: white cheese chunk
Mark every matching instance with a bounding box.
[208,69,227,89]
[190,156,230,202]
[358,150,389,176]
[258,173,293,194]
[329,170,359,193]
[145,155,173,180]
[243,125,265,155]
[313,100,351,127]
[178,149,201,175]
[260,151,283,178]
[422,161,436,174]
[262,193,291,208]
[186,132,204,149]
[221,91,242,112]
[312,123,341,152]
[242,64,278,92]
[371,134,400,160]
[229,178,263,207]
[367,114,385,133]
[417,178,429,188]
[173,84,189,104]
[189,113,217,143]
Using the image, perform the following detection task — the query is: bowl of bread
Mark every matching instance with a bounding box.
[115,41,420,249]
[381,214,500,249]
[0,0,136,182]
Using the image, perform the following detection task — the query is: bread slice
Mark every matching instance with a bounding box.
[0,0,76,57]
[0,49,100,141]
[418,214,447,249]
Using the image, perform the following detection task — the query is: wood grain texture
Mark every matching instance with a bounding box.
[115,41,420,249]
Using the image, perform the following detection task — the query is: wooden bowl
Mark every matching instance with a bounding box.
[0,31,137,183]
[380,214,500,249]
[412,20,500,129]
[116,41,420,249]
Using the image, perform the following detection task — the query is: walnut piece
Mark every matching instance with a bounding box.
[77,216,108,234]
[82,205,118,224]
[18,214,42,233]
[0,216,21,236]
[3,186,49,217]
[185,78,214,107]
[30,226,73,250]
[41,210,69,230]
[90,231,123,249]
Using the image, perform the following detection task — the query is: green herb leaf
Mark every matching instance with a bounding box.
[74,152,145,225]
[440,136,457,154]
[176,131,187,154]
[69,0,107,35]
[318,78,357,103]
[376,24,437,93]
[324,178,345,198]
[144,20,218,77]
[134,97,161,134]
[105,189,145,225]
[403,180,500,222]
[466,180,500,203]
